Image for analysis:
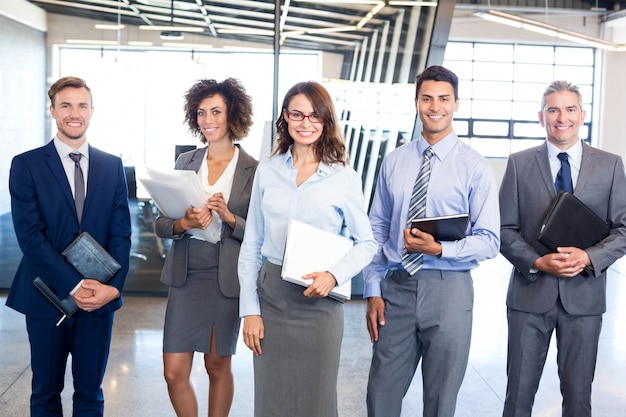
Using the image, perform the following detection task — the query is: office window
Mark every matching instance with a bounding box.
[444,42,595,158]
[55,46,321,183]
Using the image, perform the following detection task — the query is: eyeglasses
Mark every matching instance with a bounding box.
[284,110,323,123]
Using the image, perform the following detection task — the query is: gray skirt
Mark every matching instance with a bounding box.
[163,238,240,356]
[254,261,344,417]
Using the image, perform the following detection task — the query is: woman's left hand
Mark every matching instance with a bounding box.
[207,192,236,228]
[302,271,337,298]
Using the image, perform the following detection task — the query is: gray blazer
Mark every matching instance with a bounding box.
[155,144,258,298]
[499,141,626,315]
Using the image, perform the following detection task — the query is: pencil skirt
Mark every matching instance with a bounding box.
[163,238,240,356]
[253,260,344,417]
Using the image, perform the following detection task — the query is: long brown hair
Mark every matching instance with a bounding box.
[273,81,346,165]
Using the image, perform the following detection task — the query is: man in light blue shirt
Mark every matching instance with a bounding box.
[364,65,500,417]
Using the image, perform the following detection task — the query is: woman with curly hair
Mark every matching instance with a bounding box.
[238,81,377,416]
[156,78,258,417]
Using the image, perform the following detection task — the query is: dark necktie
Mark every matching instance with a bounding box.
[555,152,573,194]
[69,152,85,224]
[401,147,434,275]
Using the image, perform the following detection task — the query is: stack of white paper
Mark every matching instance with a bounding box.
[281,219,354,301]
[138,168,222,243]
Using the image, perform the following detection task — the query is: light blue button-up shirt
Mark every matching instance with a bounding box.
[238,147,377,317]
[362,131,500,298]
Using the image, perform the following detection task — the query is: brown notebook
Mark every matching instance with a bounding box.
[537,191,610,251]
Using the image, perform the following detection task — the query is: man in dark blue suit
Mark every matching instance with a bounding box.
[6,76,131,417]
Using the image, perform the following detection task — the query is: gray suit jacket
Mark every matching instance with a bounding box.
[499,141,626,315]
[155,144,257,298]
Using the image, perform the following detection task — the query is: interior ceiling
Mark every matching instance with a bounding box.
[26,0,624,52]
[25,0,435,52]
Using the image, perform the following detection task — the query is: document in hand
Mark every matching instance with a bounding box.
[537,191,610,251]
[33,231,121,325]
[138,167,221,243]
[281,219,354,301]
[410,213,470,241]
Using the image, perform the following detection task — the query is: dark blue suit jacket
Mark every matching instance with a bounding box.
[6,140,132,319]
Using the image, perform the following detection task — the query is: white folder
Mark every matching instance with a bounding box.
[138,168,222,243]
[281,219,353,301]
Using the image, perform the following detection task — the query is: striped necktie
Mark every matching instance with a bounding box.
[401,147,434,275]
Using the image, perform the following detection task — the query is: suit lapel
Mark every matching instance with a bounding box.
[534,142,556,197]
[228,146,254,211]
[185,146,254,211]
[83,145,101,217]
[44,141,77,217]
[575,142,594,194]
[182,148,205,172]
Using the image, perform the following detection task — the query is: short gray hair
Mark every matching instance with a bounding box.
[540,80,583,112]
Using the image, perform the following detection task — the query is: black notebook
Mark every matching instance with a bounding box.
[537,191,610,251]
[33,232,121,324]
[411,213,470,241]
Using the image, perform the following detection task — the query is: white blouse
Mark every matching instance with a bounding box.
[194,146,240,243]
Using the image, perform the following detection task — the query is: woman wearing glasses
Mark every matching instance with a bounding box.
[238,81,377,416]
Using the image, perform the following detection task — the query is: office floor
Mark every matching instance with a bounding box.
[1,254,625,417]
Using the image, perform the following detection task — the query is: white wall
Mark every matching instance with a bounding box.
[0,0,46,31]
[598,52,626,159]
[0,1,47,215]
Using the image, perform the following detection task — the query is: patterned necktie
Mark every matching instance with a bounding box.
[555,152,573,194]
[69,152,85,224]
[401,147,434,275]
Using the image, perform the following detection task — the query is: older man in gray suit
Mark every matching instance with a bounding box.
[499,80,626,417]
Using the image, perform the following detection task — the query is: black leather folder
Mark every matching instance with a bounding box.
[411,213,470,241]
[33,232,121,322]
[33,276,80,317]
[537,191,610,251]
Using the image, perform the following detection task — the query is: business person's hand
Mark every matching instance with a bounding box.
[207,192,236,229]
[302,271,337,298]
[366,296,385,343]
[74,280,120,312]
[243,315,265,356]
[173,204,213,234]
[533,246,589,277]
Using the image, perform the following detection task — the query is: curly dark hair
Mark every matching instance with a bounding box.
[273,81,346,165]
[183,78,253,143]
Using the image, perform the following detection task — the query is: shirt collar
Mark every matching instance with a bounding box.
[417,130,458,161]
[546,139,582,167]
[53,136,89,159]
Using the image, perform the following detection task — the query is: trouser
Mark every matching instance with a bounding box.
[367,269,474,417]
